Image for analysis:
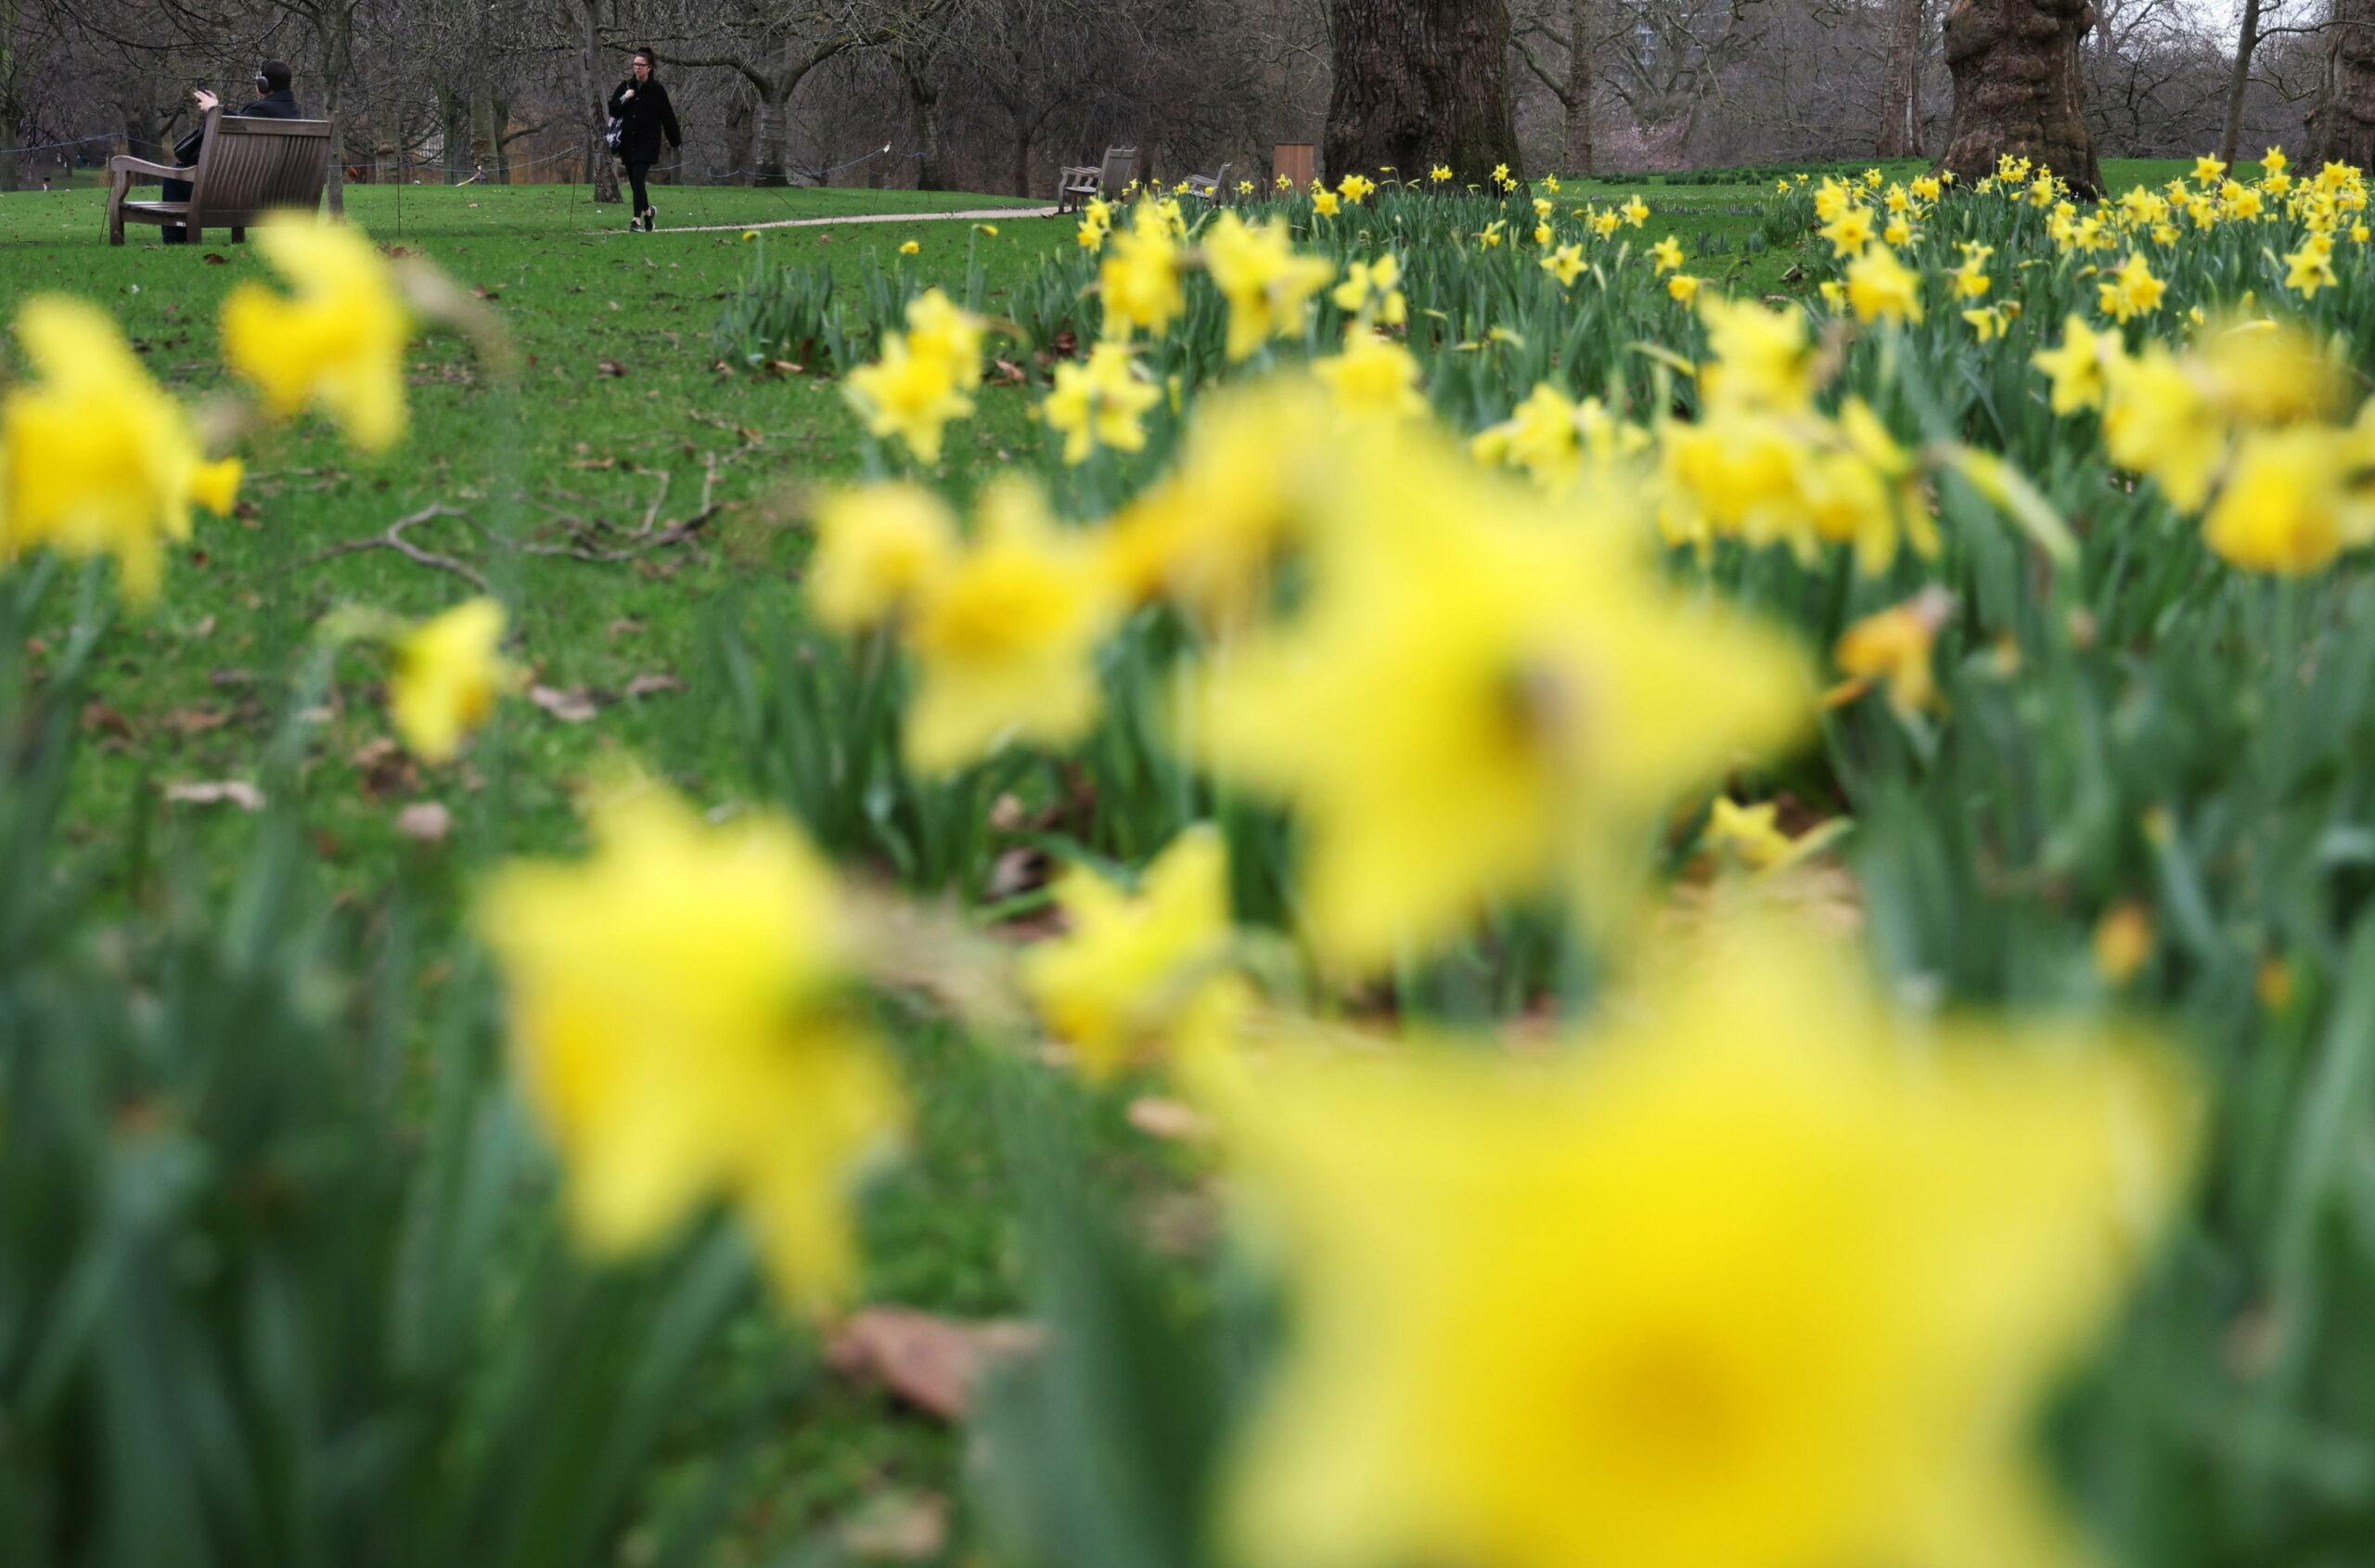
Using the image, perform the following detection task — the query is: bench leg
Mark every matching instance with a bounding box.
[230,226,246,243]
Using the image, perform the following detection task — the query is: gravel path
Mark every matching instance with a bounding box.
[606,204,1058,235]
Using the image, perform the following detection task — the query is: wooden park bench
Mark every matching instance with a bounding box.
[1183,161,1233,205]
[107,110,334,245]
[1056,145,1136,214]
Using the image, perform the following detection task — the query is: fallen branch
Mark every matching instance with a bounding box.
[304,505,492,590]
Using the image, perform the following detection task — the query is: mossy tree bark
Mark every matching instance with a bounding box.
[2306,0,2375,170]
[1939,0,2102,196]
[1326,0,1522,183]
[1877,0,1923,156]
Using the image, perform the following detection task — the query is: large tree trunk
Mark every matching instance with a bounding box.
[2217,0,2264,165]
[0,0,20,193]
[1562,0,1595,174]
[315,5,354,216]
[1325,0,1521,182]
[905,65,945,190]
[1010,118,1033,198]
[754,95,790,185]
[439,86,471,181]
[1939,0,2101,196]
[579,0,619,202]
[2307,0,2375,166]
[1878,0,1923,155]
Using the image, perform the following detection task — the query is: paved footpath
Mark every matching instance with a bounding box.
[610,204,1058,235]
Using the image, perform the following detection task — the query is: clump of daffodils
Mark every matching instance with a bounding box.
[842,289,987,464]
[1,294,241,603]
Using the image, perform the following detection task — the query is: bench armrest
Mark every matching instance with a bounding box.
[109,154,191,182]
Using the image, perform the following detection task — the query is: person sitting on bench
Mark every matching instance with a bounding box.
[161,59,302,244]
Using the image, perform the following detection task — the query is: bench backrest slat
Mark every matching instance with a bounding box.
[187,113,335,226]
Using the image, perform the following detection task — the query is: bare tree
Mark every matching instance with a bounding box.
[1940,0,2103,193]
[1327,0,1521,177]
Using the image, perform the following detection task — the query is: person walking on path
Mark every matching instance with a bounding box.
[162,59,302,244]
[608,48,681,232]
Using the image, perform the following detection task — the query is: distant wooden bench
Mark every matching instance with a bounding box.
[1056,145,1136,214]
[1183,161,1233,205]
[107,110,334,245]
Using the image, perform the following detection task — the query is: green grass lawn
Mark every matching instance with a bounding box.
[0,162,2112,1559]
[0,176,1162,1562]
[0,159,2223,1560]
[0,183,1066,889]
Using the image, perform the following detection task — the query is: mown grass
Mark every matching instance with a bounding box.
[0,160,2217,1560]
[1,177,1167,1562]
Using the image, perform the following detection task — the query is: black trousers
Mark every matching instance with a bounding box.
[623,159,652,218]
[160,176,192,242]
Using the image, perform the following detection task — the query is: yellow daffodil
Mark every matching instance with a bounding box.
[1701,796,1830,872]
[1314,328,1427,424]
[1098,201,1188,337]
[1329,255,1407,327]
[2092,902,2156,985]
[1667,272,1702,304]
[2283,237,2338,298]
[2201,427,2358,574]
[1820,206,1875,258]
[843,288,985,463]
[1021,825,1243,1078]
[1650,235,1685,273]
[2101,344,2221,511]
[1471,384,1649,495]
[1834,588,1952,714]
[1204,212,1335,361]
[389,597,518,763]
[806,482,959,632]
[902,479,1115,771]
[2032,315,2113,414]
[0,294,240,603]
[1311,188,1342,217]
[1041,341,1162,464]
[221,215,411,451]
[1221,911,2192,1568]
[479,784,902,1312]
[1844,245,1923,324]
[1101,378,1333,626]
[1541,242,1587,286]
[2096,251,2166,323]
[1191,431,1809,967]
[1699,296,1816,413]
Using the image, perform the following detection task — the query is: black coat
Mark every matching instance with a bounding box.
[174,86,302,166]
[607,77,681,166]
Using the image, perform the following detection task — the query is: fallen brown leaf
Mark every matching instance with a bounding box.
[79,701,134,739]
[394,801,453,842]
[163,779,265,811]
[838,1492,949,1562]
[1126,1096,1212,1142]
[595,358,627,378]
[622,672,682,699]
[528,684,600,723]
[825,1308,1040,1421]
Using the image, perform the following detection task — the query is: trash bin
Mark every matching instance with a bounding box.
[1273,142,1316,194]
